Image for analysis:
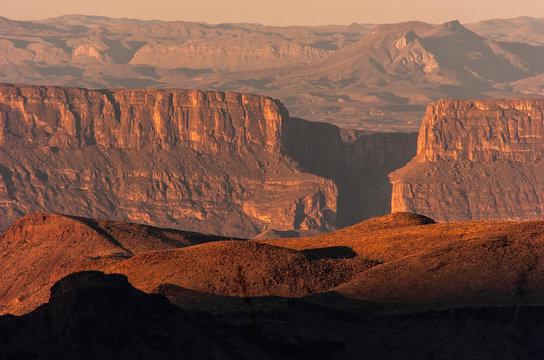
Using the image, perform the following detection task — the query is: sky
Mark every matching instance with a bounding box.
[1,0,543,26]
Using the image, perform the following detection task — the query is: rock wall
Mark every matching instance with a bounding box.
[0,83,416,236]
[0,83,335,237]
[0,84,283,153]
[390,98,544,221]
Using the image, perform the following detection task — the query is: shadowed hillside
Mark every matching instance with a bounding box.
[4,228,544,358]
[6,212,544,318]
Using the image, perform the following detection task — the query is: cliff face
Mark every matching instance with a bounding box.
[129,41,332,71]
[390,99,544,221]
[416,99,544,162]
[0,83,336,237]
[0,85,282,153]
[0,83,415,236]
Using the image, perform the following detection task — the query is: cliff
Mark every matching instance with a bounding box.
[129,41,332,71]
[0,83,416,236]
[390,98,544,221]
[0,84,283,153]
[0,83,336,237]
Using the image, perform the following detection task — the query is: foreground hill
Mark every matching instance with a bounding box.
[5,212,544,317]
[5,215,544,358]
[0,213,234,315]
[261,213,544,311]
[4,271,544,359]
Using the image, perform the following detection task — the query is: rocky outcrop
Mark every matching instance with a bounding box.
[0,83,337,237]
[390,98,544,221]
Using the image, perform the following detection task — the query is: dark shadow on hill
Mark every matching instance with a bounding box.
[4,271,544,359]
[302,246,357,260]
[68,214,242,249]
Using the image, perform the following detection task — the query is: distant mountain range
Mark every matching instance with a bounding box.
[0,15,544,131]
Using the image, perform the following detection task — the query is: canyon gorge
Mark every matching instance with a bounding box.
[5,82,544,234]
[3,13,544,359]
[0,83,416,237]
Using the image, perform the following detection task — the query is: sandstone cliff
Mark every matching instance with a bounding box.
[0,83,337,237]
[0,83,416,236]
[390,98,544,221]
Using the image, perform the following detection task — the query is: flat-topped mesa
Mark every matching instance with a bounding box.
[0,83,336,237]
[0,83,283,154]
[417,99,544,163]
[0,83,417,236]
[391,98,544,222]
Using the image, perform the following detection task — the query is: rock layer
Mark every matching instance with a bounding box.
[0,83,417,235]
[390,98,544,221]
[0,83,337,237]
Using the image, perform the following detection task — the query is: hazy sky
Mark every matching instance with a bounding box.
[1,0,544,25]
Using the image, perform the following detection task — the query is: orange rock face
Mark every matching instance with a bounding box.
[390,98,544,221]
[0,83,418,236]
[0,83,337,237]
[0,84,284,152]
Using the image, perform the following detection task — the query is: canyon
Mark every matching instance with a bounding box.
[3,86,544,358]
[4,12,544,360]
[0,83,416,237]
[391,98,544,221]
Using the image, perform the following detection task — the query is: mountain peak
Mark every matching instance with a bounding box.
[428,20,478,37]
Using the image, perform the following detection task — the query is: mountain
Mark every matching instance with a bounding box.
[467,17,544,45]
[390,98,544,222]
[0,16,543,131]
[0,83,416,238]
[188,20,542,131]
[37,14,162,26]
[0,15,370,71]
